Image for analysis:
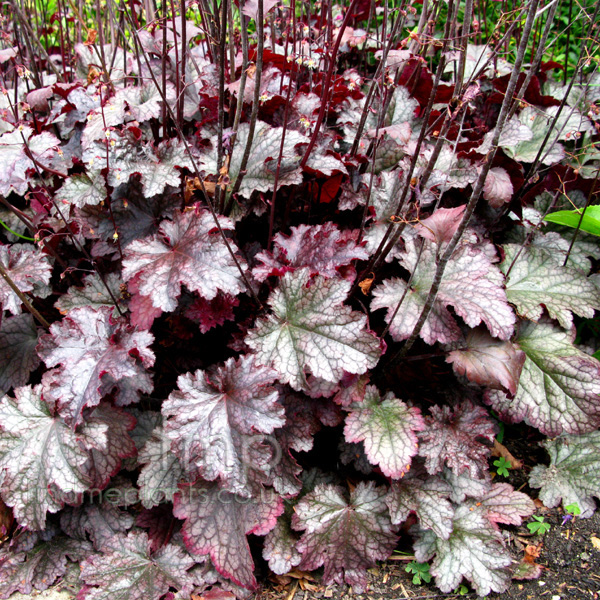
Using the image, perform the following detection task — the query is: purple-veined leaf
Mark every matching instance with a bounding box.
[387,472,454,539]
[502,244,600,329]
[0,243,53,315]
[483,167,513,207]
[0,314,40,395]
[162,356,284,495]
[38,306,155,425]
[414,205,466,246]
[55,272,124,316]
[446,327,526,396]
[60,502,135,551]
[247,268,382,391]
[0,385,90,530]
[185,293,239,333]
[442,467,492,504]
[174,480,282,590]
[413,504,512,596]
[0,531,91,598]
[80,405,137,489]
[138,425,184,508]
[253,222,367,282]
[485,319,600,436]
[263,511,302,575]
[478,483,535,526]
[136,505,177,552]
[418,400,496,478]
[529,431,600,518]
[291,482,397,592]
[344,385,424,478]
[122,208,246,312]
[79,531,195,600]
[200,122,307,199]
[127,274,163,330]
[371,236,515,345]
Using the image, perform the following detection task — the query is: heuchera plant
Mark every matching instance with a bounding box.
[0,0,599,597]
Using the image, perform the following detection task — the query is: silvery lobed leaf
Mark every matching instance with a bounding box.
[418,400,497,478]
[372,236,515,345]
[262,511,302,575]
[478,483,535,526]
[162,355,284,495]
[79,531,195,600]
[201,122,307,198]
[253,222,367,282]
[0,532,91,597]
[138,425,183,508]
[174,480,282,590]
[502,243,600,329]
[60,502,135,551]
[55,272,123,316]
[38,306,155,425]
[446,327,526,396]
[0,314,40,395]
[344,385,425,478]
[485,319,600,436]
[122,208,246,312]
[0,243,53,315]
[57,170,106,208]
[291,482,397,592]
[442,467,492,504]
[246,268,382,390]
[0,385,90,530]
[529,431,600,517]
[413,504,512,595]
[387,472,454,539]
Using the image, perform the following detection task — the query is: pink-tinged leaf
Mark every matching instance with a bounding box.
[483,167,513,207]
[57,171,106,208]
[136,505,177,552]
[529,431,600,518]
[162,356,284,495]
[372,236,515,345]
[344,385,424,478]
[80,405,137,489]
[502,244,600,330]
[38,306,155,425]
[137,426,183,508]
[185,293,239,333]
[127,274,163,330]
[485,319,600,436]
[253,223,368,282]
[0,532,91,597]
[415,205,466,246]
[247,269,382,391]
[61,502,135,551]
[0,244,52,315]
[292,482,397,592]
[242,0,279,21]
[122,209,246,312]
[174,481,283,590]
[263,513,302,574]
[79,531,195,600]
[0,385,90,530]
[513,560,543,580]
[446,327,526,396]
[387,473,454,539]
[418,400,496,478]
[478,483,535,526]
[413,504,512,596]
[0,314,40,394]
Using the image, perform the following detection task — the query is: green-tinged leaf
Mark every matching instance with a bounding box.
[413,504,512,596]
[545,206,600,237]
[502,244,600,329]
[247,268,382,391]
[529,431,600,518]
[344,385,424,478]
[485,320,600,436]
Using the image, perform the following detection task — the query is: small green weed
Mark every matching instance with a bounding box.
[405,561,432,585]
[527,516,551,535]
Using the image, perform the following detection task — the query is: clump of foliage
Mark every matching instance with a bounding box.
[0,0,599,598]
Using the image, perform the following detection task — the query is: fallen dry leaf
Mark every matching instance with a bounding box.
[591,535,600,550]
[492,439,523,469]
